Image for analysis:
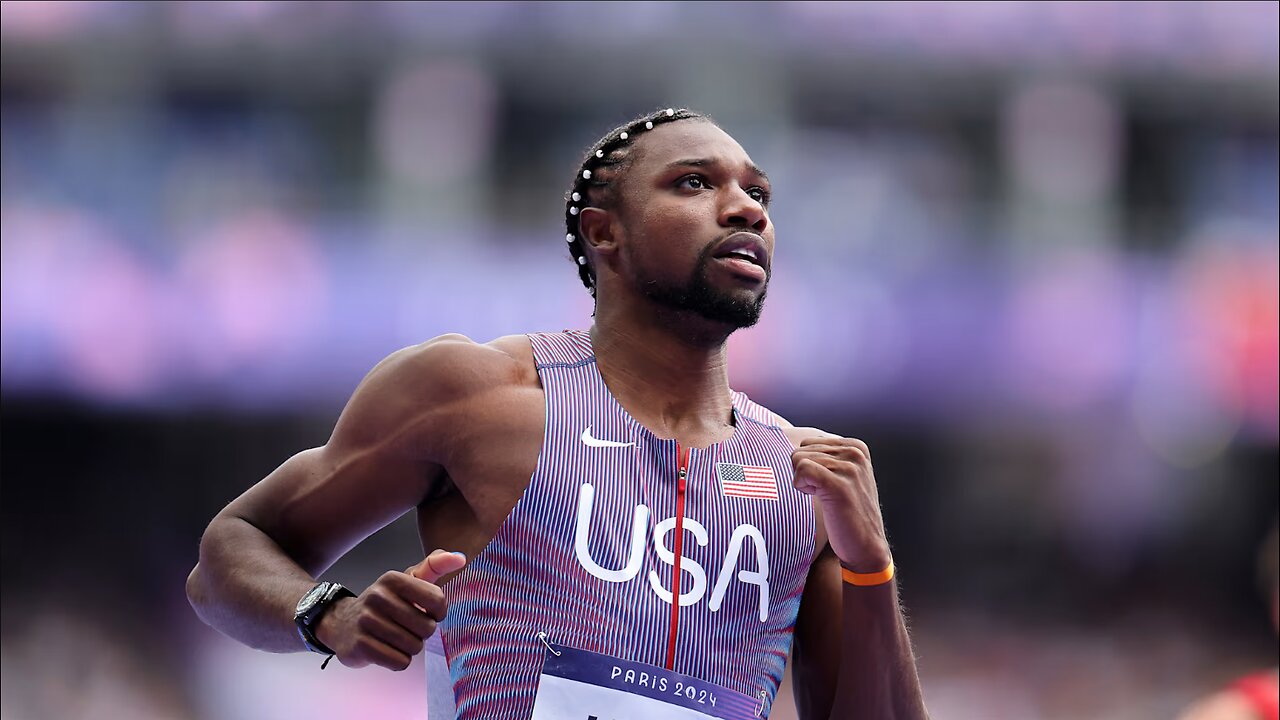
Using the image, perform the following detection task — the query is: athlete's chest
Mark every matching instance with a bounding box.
[415,384,546,558]
[569,423,798,567]
[419,381,805,574]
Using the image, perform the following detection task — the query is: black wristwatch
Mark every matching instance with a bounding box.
[294,581,355,659]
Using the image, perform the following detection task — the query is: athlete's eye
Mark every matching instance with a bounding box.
[747,187,771,205]
[677,175,707,191]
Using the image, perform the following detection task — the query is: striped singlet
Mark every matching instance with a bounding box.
[426,330,816,719]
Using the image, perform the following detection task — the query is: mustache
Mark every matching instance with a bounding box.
[708,228,766,250]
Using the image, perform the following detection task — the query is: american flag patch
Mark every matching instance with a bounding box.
[716,463,779,501]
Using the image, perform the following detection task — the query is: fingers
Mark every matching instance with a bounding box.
[791,447,878,499]
[328,552,466,670]
[335,566,449,671]
[797,436,870,461]
[792,455,845,495]
[381,549,466,629]
[409,549,468,583]
[379,570,448,620]
[366,577,443,635]
[346,631,415,672]
[791,448,864,482]
[354,607,427,660]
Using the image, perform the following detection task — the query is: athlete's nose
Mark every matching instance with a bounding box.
[718,186,768,234]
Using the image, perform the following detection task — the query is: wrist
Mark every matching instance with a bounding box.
[840,558,895,587]
[294,581,355,656]
[313,595,354,652]
[836,541,891,574]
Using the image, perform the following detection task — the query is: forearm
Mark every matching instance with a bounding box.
[186,515,319,653]
[829,579,927,720]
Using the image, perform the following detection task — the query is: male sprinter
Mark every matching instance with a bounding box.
[187,108,928,719]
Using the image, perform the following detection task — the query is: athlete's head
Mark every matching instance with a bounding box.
[564,108,774,331]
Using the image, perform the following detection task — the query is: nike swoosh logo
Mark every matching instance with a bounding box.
[581,427,635,448]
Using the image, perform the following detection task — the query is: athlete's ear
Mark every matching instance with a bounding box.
[578,207,620,259]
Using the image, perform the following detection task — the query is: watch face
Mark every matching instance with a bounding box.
[296,583,329,615]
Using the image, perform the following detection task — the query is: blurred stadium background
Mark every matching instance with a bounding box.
[1,2,1277,719]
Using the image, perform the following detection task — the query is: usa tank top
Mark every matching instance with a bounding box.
[426,329,817,719]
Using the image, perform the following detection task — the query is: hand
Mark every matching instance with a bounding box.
[315,548,467,670]
[791,436,892,573]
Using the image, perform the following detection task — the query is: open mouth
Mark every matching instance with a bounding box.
[715,255,767,281]
[720,247,760,264]
[712,233,768,281]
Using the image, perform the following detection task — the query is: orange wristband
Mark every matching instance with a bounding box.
[841,560,895,587]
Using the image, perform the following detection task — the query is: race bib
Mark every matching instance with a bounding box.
[529,641,764,720]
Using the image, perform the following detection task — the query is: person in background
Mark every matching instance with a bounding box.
[1180,521,1279,720]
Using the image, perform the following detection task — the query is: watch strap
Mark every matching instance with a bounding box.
[295,582,355,656]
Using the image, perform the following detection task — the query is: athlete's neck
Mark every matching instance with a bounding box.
[589,307,735,449]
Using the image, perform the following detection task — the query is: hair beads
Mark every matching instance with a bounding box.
[563,108,704,296]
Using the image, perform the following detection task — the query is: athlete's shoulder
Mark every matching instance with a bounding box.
[733,390,791,429]
[367,332,537,399]
[758,408,840,450]
[332,333,537,451]
[782,425,842,450]
[734,391,831,448]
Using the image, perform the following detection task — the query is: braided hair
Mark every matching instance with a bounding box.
[564,108,708,297]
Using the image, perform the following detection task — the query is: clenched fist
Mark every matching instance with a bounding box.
[315,549,467,670]
[791,435,892,573]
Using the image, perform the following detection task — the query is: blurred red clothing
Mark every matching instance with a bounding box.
[1230,670,1279,720]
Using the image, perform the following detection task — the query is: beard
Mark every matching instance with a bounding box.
[639,242,768,329]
